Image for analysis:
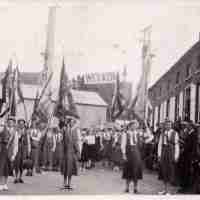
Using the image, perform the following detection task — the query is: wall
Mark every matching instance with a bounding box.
[76,104,107,128]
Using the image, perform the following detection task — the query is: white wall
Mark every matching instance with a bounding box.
[190,83,196,122]
[76,104,107,129]
[179,91,183,119]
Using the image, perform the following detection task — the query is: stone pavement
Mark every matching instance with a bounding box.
[0,165,177,195]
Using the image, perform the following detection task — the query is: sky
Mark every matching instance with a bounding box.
[0,1,200,91]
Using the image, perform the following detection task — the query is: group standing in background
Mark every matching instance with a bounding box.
[1,114,200,194]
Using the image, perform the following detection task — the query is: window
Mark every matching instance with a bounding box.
[186,64,191,78]
[159,87,162,96]
[197,54,200,69]
[166,99,170,118]
[167,80,170,91]
[176,72,180,84]
[184,87,191,121]
[158,104,161,124]
[175,94,180,121]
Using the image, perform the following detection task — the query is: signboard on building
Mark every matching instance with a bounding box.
[84,72,117,84]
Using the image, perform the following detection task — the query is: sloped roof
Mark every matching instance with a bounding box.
[20,84,108,107]
[0,72,40,85]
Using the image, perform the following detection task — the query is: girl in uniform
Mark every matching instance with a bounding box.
[121,119,153,193]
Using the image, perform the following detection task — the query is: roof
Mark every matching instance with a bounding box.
[18,84,108,107]
[0,72,40,85]
[149,40,200,91]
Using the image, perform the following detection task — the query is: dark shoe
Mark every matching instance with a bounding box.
[68,185,73,190]
[134,188,138,194]
[18,178,24,183]
[14,179,18,184]
[124,188,129,193]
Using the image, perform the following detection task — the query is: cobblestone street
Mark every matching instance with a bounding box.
[0,165,177,195]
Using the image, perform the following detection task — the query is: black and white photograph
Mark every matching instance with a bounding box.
[0,0,200,197]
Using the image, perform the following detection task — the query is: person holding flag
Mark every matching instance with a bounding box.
[54,57,80,190]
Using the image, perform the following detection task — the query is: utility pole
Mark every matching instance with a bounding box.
[140,25,155,121]
[40,6,57,87]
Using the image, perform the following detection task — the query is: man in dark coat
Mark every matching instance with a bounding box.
[13,119,31,183]
[60,116,80,190]
[177,121,197,193]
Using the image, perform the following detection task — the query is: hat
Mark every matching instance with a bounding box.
[7,116,16,123]
[128,119,139,128]
[17,118,26,124]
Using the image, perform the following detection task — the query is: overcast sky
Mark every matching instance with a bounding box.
[0,1,200,90]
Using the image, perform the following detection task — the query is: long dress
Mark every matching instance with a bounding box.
[158,129,179,183]
[122,131,143,182]
[61,125,80,178]
[0,127,18,177]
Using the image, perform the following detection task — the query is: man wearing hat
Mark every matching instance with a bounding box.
[177,120,197,193]
[60,115,80,190]
[13,118,31,184]
[157,118,180,195]
[0,116,18,191]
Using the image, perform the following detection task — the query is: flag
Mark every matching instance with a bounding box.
[0,60,12,114]
[34,72,53,123]
[9,68,17,116]
[54,57,79,119]
[16,66,24,103]
[110,72,125,121]
[128,41,152,121]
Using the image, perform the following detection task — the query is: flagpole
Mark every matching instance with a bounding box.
[8,68,16,117]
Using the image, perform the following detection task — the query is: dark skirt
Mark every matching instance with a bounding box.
[111,144,123,166]
[80,143,89,162]
[0,145,13,177]
[122,145,143,181]
[160,145,174,183]
[102,140,112,159]
[87,144,97,161]
[61,154,78,177]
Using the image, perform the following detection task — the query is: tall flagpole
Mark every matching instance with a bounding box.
[140,26,154,121]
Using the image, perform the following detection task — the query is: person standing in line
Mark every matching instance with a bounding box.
[0,117,18,191]
[29,120,42,175]
[60,116,80,190]
[157,119,180,195]
[80,130,88,171]
[13,118,31,184]
[43,127,56,171]
[121,119,153,194]
[54,127,63,171]
[177,120,197,193]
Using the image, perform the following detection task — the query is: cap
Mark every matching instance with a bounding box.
[128,119,139,128]
[17,118,26,124]
[7,116,16,123]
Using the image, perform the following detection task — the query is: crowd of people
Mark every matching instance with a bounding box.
[0,114,200,194]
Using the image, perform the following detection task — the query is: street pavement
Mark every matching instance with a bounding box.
[0,164,177,195]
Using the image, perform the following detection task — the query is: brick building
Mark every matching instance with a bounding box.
[148,40,200,129]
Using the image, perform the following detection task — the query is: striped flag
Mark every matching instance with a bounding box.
[0,60,12,115]
[54,57,79,119]
[110,72,125,121]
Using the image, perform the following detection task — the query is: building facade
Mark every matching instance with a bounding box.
[148,40,200,129]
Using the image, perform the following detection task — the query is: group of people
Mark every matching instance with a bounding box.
[1,113,200,195]
[153,118,200,194]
